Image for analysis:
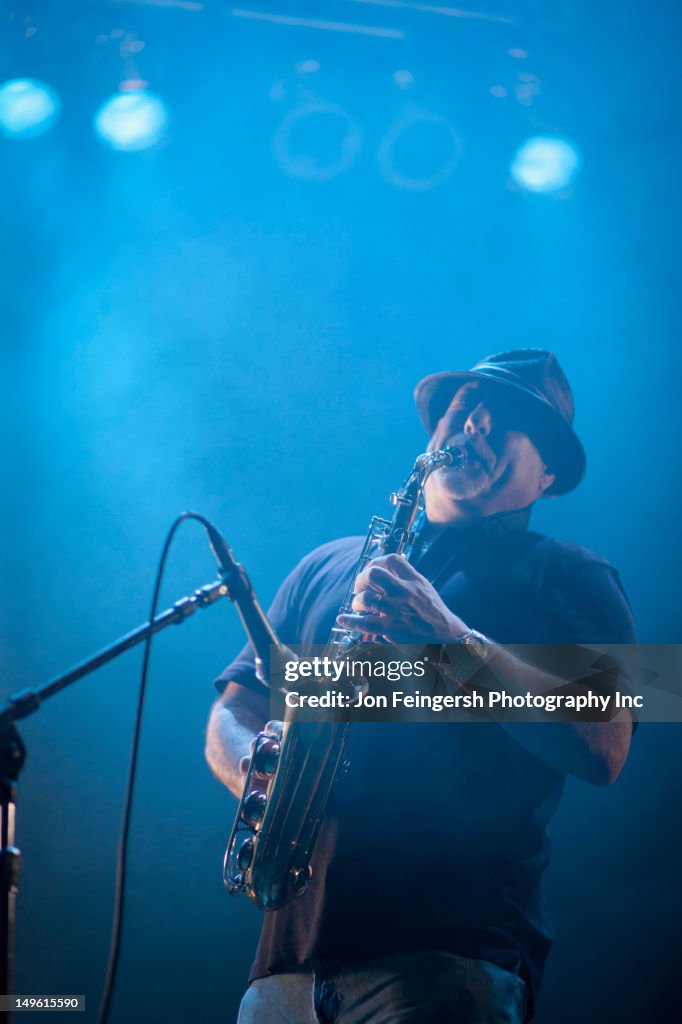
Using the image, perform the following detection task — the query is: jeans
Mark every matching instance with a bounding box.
[236,951,528,1024]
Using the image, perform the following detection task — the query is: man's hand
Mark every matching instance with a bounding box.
[336,553,469,644]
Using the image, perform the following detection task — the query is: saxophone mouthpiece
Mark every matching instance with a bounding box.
[415,447,466,472]
[441,445,466,468]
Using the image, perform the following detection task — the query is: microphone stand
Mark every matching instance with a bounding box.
[0,577,231,1006]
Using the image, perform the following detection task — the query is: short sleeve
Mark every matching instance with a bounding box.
[546,560,635,646]
[522,541,639,726]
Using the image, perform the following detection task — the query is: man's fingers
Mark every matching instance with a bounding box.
[354,564,407,596]
[378,553,421,580]
[351,591,380,614]
[363,553,420,582]
[337,611,389,637]
[351,589,396,614]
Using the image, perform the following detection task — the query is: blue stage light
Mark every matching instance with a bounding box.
[511,136,582,193]
[94,90,168,152]
[0,78,61,139]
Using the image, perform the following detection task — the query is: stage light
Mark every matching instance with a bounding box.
[273,103,361,183]
[94,89,168,152]
[0,78,61,139]
[510,136,581,193]
[393,70,414,89]
[378,112,461,192]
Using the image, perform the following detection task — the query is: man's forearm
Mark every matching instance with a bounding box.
[205,683,268,798]
[472,643,632,786]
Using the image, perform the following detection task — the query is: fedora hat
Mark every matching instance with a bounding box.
[414,349,586,495]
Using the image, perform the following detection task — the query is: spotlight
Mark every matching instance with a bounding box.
[272,103,361,183]
[94,89,168,152]
[378,113,461,192]
[510,136,581,193]
[0,78,61,139]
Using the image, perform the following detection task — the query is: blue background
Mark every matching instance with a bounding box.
[2,1,681,1020]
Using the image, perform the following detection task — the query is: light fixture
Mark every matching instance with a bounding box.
[510,135,582,193]
[0,78,61,139]
[94,89,169,152]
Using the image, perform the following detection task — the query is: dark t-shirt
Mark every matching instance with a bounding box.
[214,508,636,1014]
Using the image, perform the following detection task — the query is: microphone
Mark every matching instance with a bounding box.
[203,522,284,685]
[205,523,239,578]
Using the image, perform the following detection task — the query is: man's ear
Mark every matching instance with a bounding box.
[539,467,556,496]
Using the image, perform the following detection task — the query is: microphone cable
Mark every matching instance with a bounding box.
[97,510,224,1024]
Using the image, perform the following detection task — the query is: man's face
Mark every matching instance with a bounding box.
[424,381,556,523]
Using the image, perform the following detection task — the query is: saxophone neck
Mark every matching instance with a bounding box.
[391,446,465,508]
[385,445,465,553]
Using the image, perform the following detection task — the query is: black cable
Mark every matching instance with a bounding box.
[97,510,222,1024]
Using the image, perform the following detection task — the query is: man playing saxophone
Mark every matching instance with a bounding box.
[205,349,636,1023]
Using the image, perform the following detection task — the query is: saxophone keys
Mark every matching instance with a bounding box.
[290,863,313,897]
[252,737,280,777]
[242,790,267,826]
[235,837,254,870]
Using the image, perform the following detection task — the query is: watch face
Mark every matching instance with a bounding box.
[464,631,487,659]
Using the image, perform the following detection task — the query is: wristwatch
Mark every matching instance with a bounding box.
[440,629,491,693]
[454,628,489,657]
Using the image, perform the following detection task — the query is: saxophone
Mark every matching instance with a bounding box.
[222,446,464,910]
